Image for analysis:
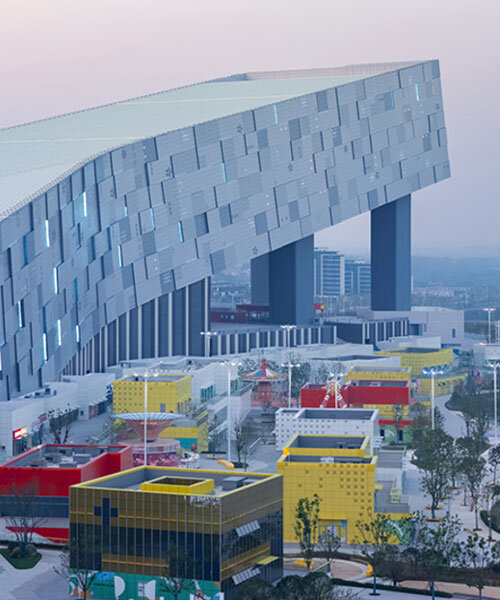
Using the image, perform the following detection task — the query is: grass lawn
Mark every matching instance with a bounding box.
[0,547,42,569]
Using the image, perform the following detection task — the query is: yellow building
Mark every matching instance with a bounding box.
[346,366,412,383]
[113,373,191,415]
[419,372,466,396]
[277,434,409,543]
[160,406,209,452]
[375,347,453,377]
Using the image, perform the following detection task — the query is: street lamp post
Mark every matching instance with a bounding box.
[427,368,443,430]
[483,308,496,344]
[281,361,301,408]
[142,372,149,467]
[221,360,241,463]
[488,361,500,446]
[201,330,218,358]
[280,324,296,353]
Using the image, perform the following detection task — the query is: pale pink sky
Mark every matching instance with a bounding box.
[1,0,498,255]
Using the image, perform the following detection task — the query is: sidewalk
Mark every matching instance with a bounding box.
[0,548,68,600]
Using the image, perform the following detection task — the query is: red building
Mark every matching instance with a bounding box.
[0,444,132,542]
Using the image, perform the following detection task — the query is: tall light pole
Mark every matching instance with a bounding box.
[280,324,296,354]
[221,360,241,462]
[201,330,218,357]
[139,372,149,467]
[281,360,301,408]
[488,361,500,445]
[427,368,443,430]
[483,308,496,344]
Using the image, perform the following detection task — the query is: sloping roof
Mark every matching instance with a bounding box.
[0,62,417,218]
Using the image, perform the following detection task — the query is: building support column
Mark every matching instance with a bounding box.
[370,195,411,311]
[251,235,314,325]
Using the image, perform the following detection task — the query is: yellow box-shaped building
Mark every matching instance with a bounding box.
[375,347,453,377]
[346,366,412,383]
[113,373,191,415]
[278,434,378,543]
[419,372,466,396]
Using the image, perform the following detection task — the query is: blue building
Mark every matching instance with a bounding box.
[0,61,450,399]
[345,259,371,296]
[314,249,345,296]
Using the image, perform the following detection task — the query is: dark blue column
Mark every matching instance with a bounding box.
[370,195,411,311]
[251,235,314,325]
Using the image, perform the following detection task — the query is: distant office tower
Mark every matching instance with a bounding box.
[0,61,449,399]
[314,249,345,296]
[345,259,371,295]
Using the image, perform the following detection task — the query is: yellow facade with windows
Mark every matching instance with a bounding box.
[419,372,466,396]
[375,348,453,377]
[113,373,191,415]
[346,367,411,382]
[278,434,377,543]
[278,434,409,544]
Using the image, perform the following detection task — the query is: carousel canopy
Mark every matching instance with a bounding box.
[242,359,284,382]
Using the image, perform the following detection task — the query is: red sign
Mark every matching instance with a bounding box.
[13,426,27,439]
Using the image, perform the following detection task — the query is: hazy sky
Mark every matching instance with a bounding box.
[1,0,498,256]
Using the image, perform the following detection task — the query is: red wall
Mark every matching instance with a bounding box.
[0,444,133,498]
[301,386,333,408]
[343,385,410,406]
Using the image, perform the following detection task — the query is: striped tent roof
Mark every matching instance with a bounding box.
[243,359,284,382]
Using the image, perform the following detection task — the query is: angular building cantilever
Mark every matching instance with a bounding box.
[0,61,450,398]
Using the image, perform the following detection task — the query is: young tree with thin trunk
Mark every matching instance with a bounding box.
[54,530,100,600]
[158,545,195,600]
[5,482,47,556]
[406,514,461,600]
[458,436,488,530]
[293,494,321,571]
[317,525,342,575]
[412,427,454,519]
[456,534,500,600]
[355,513,393,596]
[233,416,253,469]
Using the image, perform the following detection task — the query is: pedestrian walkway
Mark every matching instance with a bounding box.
[0,548,67,600]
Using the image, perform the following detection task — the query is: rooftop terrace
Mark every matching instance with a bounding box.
[287,434,366,450]
[78,466,276,496]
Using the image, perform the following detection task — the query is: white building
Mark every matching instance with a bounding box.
[275,407,379,453]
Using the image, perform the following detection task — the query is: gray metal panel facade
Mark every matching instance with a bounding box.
[0,60,449,398]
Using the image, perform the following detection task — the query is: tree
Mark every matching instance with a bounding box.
[208,415,224,458]
[409,401,431,445]
[233,417,254,469]
[457,534,500,600]
[489,444,500,484]
[406,514,462,600]
[392,404,404,443]
[412,427,454,518]
[317,525,342,575]
[384,545,411,587]
[5,482,47,556]
[293,494,321,571]
[48,406,74,444]
[355,513,393,595]
[274,575,304,600]
[236,577,275,600]
[158,545,195,600]
[457,436,489,530]
[287,353,311,399]
[54,530,100,600]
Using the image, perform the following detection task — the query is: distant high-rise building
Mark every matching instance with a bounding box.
[345,259,371,296]
[315,250,371,297]
[314,249,345,296]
